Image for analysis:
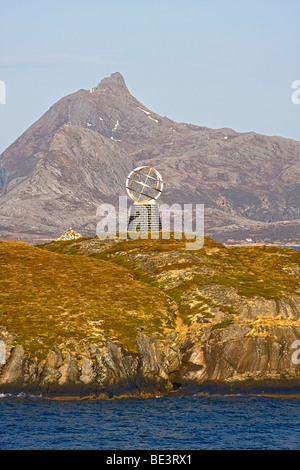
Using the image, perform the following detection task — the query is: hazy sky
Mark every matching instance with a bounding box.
[0,0,299,153]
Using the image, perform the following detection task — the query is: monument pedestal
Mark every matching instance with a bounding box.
[127,202,162,233]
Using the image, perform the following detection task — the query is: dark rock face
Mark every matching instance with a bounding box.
[0,344,27,386]
[0,334,175,397]
[175,325,300,386]
[1,321,300,398]
[0,72,299,244]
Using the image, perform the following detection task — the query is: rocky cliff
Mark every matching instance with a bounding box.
[0,72,299,244]
[0,235,300,398]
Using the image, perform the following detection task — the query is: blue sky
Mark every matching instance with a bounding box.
[0,0,299,153]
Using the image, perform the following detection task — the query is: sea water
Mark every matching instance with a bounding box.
[0,394,300,450]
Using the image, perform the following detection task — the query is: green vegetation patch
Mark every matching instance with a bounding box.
[212,318,234,330]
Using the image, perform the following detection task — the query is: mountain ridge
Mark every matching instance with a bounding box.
[0,72,299,244]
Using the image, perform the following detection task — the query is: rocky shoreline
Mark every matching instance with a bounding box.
[1,324,300,400]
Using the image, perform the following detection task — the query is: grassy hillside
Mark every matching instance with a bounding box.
[0,240,174,356]
[0,235,299,359]
[40,235,300,299]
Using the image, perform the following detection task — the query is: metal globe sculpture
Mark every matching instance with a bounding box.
[126,166,163,234]
[126,166,163,204]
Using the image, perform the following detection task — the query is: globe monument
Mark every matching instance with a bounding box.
[126,166,163,235]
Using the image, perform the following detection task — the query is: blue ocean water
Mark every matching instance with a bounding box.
[0,394,300,450]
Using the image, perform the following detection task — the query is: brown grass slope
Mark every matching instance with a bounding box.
[0,235,299,360]
[0,240,174,356]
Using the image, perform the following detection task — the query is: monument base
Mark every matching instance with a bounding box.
[127,203,162,234]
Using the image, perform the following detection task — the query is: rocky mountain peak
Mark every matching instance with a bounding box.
[95,72,128,92]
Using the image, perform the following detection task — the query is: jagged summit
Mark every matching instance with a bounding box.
[95,72,129,92]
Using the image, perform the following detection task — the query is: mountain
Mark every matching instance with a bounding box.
[0,235,300,397]
[0,72,299,244]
